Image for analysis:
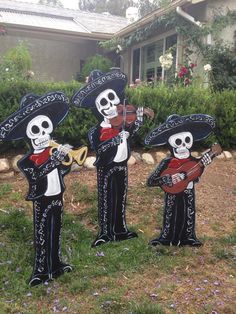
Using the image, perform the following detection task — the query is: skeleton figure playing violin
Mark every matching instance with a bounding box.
[72,70,154,247]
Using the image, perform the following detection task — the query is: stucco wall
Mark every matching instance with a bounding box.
[0,30,100,81]
[207,0,236,48]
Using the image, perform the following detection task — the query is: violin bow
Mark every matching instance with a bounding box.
[122,98,127,132]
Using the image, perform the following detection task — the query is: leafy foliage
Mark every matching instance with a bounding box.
[0,80,96,153]
[78,0,134,16]
[126,85,236,149]
[0,42,33,83]
[80,54,112,82]
[0,82,235,152]
[38,0,63,7]
[203,43,236,91]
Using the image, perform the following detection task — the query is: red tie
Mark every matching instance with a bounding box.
[29,147,51,166]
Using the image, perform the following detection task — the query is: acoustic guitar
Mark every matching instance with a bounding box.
[160,143,222,194]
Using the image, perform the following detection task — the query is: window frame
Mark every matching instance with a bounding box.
[130,30,179,83]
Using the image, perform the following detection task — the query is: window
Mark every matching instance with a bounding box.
[132,33,177,83]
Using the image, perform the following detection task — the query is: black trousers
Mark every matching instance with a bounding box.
[32,195,64,280]
[158,189,199,245]
[97,162,129,238]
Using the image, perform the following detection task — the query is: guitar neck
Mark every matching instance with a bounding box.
[186,148,219,177]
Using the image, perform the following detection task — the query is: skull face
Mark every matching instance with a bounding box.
[95,89,120,119]
[168,131,193,159]
[26,115,53,151]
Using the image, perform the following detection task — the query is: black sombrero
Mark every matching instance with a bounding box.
[71,69,127,108]
[145,114,216,146]
[0,91,69,141]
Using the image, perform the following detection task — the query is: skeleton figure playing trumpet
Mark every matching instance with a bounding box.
[0,92,87,286]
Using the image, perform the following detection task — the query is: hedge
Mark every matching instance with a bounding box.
[0,81,235,153]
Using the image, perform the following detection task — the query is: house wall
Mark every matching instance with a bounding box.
[207,0,236,48]
[123,0,236,83]
[187,0,236,47]
[122,50,131,79]
[0,29,100,81]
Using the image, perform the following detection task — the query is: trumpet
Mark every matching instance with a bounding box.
[49,140,88,166]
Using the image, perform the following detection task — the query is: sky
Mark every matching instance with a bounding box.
[14,0,79,9]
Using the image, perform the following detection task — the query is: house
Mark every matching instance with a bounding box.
[0,0,128,81]
[115,0,236,83]
[0,0,235,83]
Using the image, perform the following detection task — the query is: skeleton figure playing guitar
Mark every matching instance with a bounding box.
[145,114,221,247]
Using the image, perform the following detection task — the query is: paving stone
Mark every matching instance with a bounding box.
[128,155,136,166]
[84,156,96,169]
[0,158,10,172]
[142,153,155,165]
[11,155,24,172]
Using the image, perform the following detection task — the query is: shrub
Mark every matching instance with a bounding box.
[0,42,33,82]
[80,54,112,82]
[0,80,96,153]
[126,84,236,149]
[0,82,235,153]
[204,43,236,91]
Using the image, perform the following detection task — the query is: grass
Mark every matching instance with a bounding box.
[0,209,197,313]
[0,161,236,313]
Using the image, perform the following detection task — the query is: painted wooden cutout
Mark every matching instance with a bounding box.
[0,92,87,286]
[145,114,220,247]
[72,69,154,247]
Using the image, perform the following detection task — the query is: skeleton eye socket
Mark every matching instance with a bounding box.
[175,138,182,146]
[108,92,115,100]
[185,136,191,143]
[31,125,40,134]
[100,98,108,106]
[42,121,49,129]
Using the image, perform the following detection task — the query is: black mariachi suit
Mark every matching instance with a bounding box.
[147,155,202,246]
[17,149,71,285]
[89,120,142,246]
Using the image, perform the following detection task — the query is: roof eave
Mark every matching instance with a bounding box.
[4,23,113,40]
[115,0,201,37]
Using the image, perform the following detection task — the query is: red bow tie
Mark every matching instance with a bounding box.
[100,127,120,141]
[29,147,51,166]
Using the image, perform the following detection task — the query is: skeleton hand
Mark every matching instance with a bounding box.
[136,107,144,122]
[161,174,173,187]
[53,144,72,162]
[202,152,212,167]
[171,172,186,184]
[119,130,130,141]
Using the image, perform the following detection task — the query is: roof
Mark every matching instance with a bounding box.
[0,0,128,39]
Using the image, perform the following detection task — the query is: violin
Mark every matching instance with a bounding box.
[110,102,154,129]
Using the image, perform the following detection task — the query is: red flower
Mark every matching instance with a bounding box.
[184,77,190,86]
[190,63,197,69]
[180,66,188,75]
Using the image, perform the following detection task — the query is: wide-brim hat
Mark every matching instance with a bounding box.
[0,91,69,141]
[145,114,216,146]
[71,69,127,108]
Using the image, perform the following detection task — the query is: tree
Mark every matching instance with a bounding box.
[78,0,136,17]
[38,0,63,7]
[138,0,158,17]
